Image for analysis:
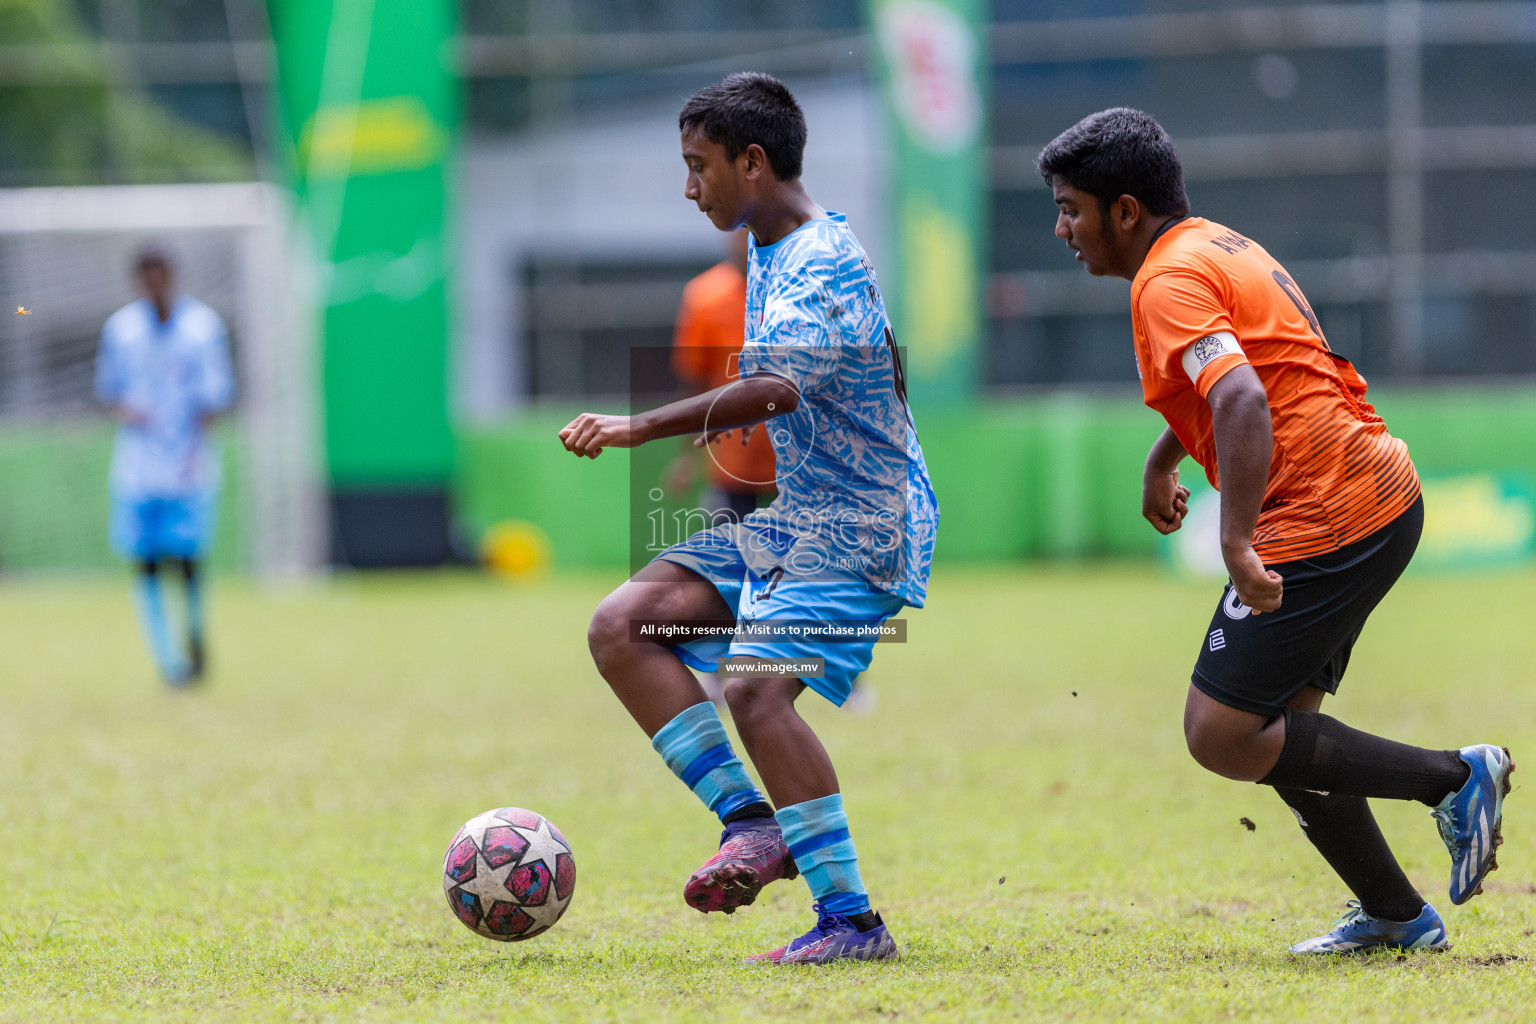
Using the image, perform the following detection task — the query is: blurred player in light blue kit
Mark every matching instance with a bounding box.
[95,249,234,687]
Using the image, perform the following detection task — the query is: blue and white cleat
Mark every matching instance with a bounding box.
[1432,744,1515,905]
[1288,900,1449,955]
[746,903,898,965]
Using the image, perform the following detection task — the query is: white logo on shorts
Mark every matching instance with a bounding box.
[1209,628,1227,651]
[1222,587,1253,620]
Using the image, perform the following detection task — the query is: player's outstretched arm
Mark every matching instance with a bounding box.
[558,375,799,459]
[1142,426,1191,534]
[1207,365,1283,612]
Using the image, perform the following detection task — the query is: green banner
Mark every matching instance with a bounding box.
[1417,473,1536,570]
[267,0,456,487]
[1166,473,1536,577]
[868,0,988,406]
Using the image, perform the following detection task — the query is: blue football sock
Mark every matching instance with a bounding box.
[133,572,186,682]
[776,793,871,917]
[651,702,767,823]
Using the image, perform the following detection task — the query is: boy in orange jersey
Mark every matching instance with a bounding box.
[1038,108,1513,954]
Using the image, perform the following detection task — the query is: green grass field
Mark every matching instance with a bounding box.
[1,565,1532,1022]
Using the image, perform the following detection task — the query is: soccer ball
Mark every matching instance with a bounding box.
[442,807,576,941]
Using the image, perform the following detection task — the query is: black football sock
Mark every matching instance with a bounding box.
[848,909,880,932]
[1259,709,1470,807]
[180,558,206,678]
[1275,786,1426,923]
[722,802,775,825]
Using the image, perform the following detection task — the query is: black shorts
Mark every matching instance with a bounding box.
[1190,495,1423,718]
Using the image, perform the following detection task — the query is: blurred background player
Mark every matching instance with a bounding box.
[94,249,234,687]
[1038,108,1513,955]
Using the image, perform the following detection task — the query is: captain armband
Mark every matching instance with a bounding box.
[1180,330,1243,384]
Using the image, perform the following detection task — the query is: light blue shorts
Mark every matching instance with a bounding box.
[110,493,216,561]
[655,523,906,706]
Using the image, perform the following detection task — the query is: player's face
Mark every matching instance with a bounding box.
[682,129,748,231]
[137,263,172,304]
[1052,183,1121,278]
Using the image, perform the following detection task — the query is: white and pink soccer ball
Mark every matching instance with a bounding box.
[442,807,575,941]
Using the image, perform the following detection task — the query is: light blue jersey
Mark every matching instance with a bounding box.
[736,212,938,607]
[94,297,234,501]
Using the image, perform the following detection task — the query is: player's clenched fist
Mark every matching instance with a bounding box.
[1223,543,1283,613]
[1142,467,1191,535]
[559,413,640,458]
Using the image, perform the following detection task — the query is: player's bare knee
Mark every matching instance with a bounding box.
[1184,726,1220,773]
[722,676,790,733]
[587,592,632,672]
[1185,720,1266,780]
[1184,718,1236,776]
[721,676,760,723]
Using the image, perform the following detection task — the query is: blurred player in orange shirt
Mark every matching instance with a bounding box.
[1039,108,1511,955]
[670,228,777,521]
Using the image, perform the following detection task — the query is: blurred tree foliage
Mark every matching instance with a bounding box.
[0,0,254,184]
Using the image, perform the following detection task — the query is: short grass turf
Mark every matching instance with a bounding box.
[0,565,1532,1023]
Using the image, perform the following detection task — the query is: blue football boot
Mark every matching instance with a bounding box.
[1431,744,1515,905]
[1288,900,1449,955]
[746,903,898,965]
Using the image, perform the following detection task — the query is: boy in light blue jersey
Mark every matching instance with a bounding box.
[95,250,234,687]
[562,73,937,964]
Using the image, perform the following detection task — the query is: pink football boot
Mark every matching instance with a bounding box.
[684,816,798,914]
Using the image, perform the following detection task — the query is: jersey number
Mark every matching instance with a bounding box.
[861,255,910,408]
[1271,271,1328,347]
[883,327,909,407]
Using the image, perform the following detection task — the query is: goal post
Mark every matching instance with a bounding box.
[0,183,326,579]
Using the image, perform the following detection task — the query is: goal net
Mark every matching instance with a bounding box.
[0,183,325,578]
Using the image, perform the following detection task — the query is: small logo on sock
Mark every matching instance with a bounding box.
[1209,628,1226,651]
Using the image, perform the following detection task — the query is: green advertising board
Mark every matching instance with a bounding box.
[868,0,988,406]
[266,0,457,564]
[1166,473,1536,578]
[1417,473,1536,571]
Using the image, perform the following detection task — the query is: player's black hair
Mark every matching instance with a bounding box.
[679,72,806,181]
[1036,108,1189,218]
[134,246,172,273]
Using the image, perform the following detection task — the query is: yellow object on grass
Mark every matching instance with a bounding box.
[480,520,552,579]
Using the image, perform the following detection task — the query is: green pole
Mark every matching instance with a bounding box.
[267,0,457,564]
[867,0,988,407]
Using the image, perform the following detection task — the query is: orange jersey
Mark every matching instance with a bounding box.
[672,261,776,492]
[1131,217,1419,562]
